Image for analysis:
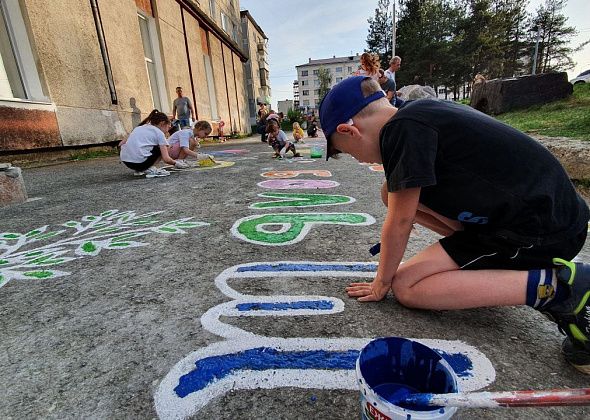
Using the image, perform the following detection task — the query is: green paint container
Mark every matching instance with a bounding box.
[310,146,323,159]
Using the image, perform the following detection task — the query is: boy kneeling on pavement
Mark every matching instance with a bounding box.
[320,76,590,373]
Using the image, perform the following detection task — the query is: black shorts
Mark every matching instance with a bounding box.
[440,227,587,271]
[122,146,161,171]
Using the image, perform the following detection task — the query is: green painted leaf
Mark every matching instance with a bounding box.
[93,227,120,233]
[64,221,80,227]
[35,232,61,240]
[100,210,117,217]
[1,233,21,239]
[157,227,178,233]
[29,255,52,264]
[25,229,42,237]
[81,242,97,253]
[175,222,201,228]
[23,270,54,279]
[112,233,141,241]
[0,259,8,265]
[25,251,44,257]
[109,242,130,247]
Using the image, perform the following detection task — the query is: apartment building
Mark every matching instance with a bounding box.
[240,9,270,126]
[295,54,360,112]
[0,0,266,155]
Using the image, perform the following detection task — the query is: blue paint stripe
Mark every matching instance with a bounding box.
[173,347,474,398]
[236,300,335,311]
[236,263,377,273]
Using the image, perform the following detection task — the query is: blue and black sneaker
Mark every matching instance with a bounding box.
[542,258,590,374]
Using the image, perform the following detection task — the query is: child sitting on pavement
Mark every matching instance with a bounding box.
[266,119,301,159]
[119,109,190,178]
[319,76,590,373]
[167,120,215,166]
[292,122,305,143]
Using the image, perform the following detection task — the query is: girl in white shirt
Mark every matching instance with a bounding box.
[120,109,188,178]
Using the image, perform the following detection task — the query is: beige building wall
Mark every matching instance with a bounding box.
[1,0,253,153]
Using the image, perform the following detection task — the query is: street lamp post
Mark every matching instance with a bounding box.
[531,25,541,75]
[391,0,396,81]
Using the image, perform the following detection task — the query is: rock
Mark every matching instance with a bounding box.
[470,72,572,115]
[0,165,28,207]
[398,85,437,100]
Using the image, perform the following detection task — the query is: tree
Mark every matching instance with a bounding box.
[366,0,393,69]
[529,0,584,73]
[318,67,332,102]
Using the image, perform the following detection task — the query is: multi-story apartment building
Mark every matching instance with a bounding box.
[295,54,360,112]
[277,99,293,116]
[0,0,267,156]
[292,80,299,109]
[240,10,270,126]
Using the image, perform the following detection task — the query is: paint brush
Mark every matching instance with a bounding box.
[401,388,590,408]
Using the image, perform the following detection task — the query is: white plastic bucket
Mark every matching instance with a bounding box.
[356,337,458,420]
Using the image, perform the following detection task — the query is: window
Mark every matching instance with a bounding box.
[313,69,319,75]
[314,79,320,86]
[302,99,309,106]
[301,70,308,76]
[301,80,307,86]
[221,12,228,33]
[138,13,166,111]
[348,66,352,73]
[200,28,218,119]
[209,0,216,17]
[0,1,45,101]
[302,90,309,96]
[335,67,342,73]
[314,89,320,95]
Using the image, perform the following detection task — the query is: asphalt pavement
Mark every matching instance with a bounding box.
[1,134,589,419]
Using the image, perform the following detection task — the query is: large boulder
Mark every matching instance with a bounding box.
[398,84,437,100]
[533,135,590,181]
[470,72,572,115]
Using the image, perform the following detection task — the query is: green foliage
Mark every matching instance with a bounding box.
[280,121,293,132]
[366,0,393,68]
[69,148,118,161]
[287,108,304,124]
[496,83,590,140]
[318,67,332,101]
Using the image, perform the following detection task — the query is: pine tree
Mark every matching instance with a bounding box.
[366,0,393,69]
[529,0,581,73]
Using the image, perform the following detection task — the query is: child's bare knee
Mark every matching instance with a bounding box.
[391,282,419,308]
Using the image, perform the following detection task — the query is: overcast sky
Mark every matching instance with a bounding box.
[240,0,590,110]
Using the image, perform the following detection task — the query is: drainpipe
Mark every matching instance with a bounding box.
[89,0,118,104]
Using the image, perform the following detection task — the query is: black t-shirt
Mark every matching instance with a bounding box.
[380,99,589,244]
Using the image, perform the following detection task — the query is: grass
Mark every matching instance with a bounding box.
[69,148,118,161]
[495,83,590,141]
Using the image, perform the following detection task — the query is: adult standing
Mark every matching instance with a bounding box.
[256,102,269,142]
[172,86,195,129]
[383,56,405,107]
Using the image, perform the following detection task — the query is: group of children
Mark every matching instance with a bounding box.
[119,110,214,178]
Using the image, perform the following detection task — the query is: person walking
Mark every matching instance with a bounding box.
[171,86,195,129]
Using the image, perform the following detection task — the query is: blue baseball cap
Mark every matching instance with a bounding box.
[319,76,385,160]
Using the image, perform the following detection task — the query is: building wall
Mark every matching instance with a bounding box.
[0,0,253,154]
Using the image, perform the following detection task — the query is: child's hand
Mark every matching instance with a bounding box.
[346,278,391,302]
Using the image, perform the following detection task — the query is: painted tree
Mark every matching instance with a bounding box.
[317,67,332,102]
[366,0,393,69]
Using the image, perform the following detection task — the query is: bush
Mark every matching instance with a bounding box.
[287,108,304,124]
[281,120,293,132]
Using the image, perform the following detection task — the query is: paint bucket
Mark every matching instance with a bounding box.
[356,337,458,420]
[310,145,323,159]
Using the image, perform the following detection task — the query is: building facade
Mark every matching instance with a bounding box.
[295,54,360,113]
[240,9,270,126]
[0,0,266,155]
[276,99,293,116]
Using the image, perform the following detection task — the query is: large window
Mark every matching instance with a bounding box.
[138,13,164,110]
[301,70,308,76]
[0,0,45,101]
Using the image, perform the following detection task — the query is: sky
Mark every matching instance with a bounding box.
[240,0,590,110]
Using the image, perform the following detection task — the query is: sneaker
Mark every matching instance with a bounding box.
[542,258,590,373]
[133,170,145,176]
[174,160,190,169]
[144,166,170,178]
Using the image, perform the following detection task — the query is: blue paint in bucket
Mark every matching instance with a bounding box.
[356,337,458,419]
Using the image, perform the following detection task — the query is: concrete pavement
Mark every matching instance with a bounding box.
[1,136,589,419]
